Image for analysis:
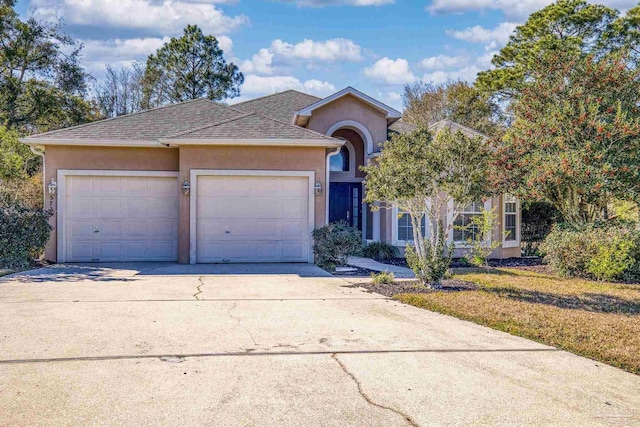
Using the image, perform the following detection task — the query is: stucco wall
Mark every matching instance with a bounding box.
[43,146,179,262]
[330,128,365,178]
[178,145,327,264]
[306,94,388,153]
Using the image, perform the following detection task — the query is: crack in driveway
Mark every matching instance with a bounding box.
[331,353,419,427]
[227,302,258,347]
[194,277,205,300]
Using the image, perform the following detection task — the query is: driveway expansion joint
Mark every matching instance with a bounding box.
[331,353,419,427]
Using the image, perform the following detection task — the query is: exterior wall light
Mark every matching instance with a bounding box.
[182,179,191,195]
[314,180,323,196]
[48,178,57,195]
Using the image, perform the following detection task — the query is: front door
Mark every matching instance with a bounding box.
[329,183,362,230]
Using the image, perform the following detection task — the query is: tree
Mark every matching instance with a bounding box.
[95,63,145,118]
[142,25,243,108]
[402,80,503,136]
[0,125,36,180]
[476,0,621,98]
[363,128,492,287]
[0,1,96,133]
[491,52,640,225]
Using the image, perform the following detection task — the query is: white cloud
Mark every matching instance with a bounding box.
[240,75,336,97]
[446,22,518,50]
[422,65,483,84]
[363,57,416,85]
[241,48,275,75]
[278,0,393,7]
[271,38,362,62]
[421,54,469,70]
[30,0,248,35]
[427,0,638,19]
[240,38,362,76]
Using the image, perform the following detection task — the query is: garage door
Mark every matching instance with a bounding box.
[64,175,179,262]
[196,174,312,263]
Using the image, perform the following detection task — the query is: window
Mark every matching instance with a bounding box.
[504,195,517,241]
[453,201,483,242]
[330,145,350,172]
[397,209,426,242]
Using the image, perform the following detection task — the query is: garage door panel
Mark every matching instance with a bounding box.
[64,175,178,262]
[196,174,311,263]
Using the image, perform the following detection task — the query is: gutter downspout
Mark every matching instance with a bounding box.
[325,146,341,225]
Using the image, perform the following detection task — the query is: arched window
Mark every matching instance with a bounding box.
[330,145,350,172]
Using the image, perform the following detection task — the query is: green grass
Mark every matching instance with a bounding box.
[396,268,640,375]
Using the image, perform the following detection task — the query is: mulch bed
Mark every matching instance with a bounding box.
[382,256,547,270]
[349,278,478,298]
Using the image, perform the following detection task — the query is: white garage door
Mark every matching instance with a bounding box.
[64,175,179,262]
[196,174,312,263]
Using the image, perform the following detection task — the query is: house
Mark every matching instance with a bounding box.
[22,87,521,264]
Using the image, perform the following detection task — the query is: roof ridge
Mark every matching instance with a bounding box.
[232,89,321,107]
[24,98,215,139]
[164,111,255,138]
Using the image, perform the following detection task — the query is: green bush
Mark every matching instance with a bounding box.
[362,241,399,261]
[540,225,640,281]
[371,271,395,285]
[0,205,52,269]
[521,201,561,256]
[312,221,362,271]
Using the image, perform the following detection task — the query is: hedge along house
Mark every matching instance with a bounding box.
[22,87,521,264]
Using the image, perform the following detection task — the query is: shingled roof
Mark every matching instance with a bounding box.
[233,90,321,123]
[23,97,340,146]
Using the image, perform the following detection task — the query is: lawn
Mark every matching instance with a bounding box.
[396,268,640,375]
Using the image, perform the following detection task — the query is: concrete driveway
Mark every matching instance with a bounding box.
[1,263,639,426]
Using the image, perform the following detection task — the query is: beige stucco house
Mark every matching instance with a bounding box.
[22,87,521,264]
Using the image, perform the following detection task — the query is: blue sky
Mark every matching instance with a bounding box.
[15,0,638,110]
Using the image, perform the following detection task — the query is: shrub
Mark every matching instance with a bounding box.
[362,241,399,261]
[461,208,500,268]
[371,271,395,285]
[406,220,453,286]
[0,205,52,269]
[540,225,640,281]
[312,221,362,271]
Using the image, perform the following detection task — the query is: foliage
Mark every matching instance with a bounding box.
[402,80,503,136]
[0,205,52,269]
[540,225,640,281]
[312,221,362,271]
[95,63,145,118]
[142,25,244,108]
[0,1,97,134]
[371,271,395,285]
[521,202,561,256]
[460,208,501,268]
[405,220,454,286]
[476,0,626,98]
[491,52,640,225]
[0,173,43,209]
[0,125,38,180]
[363,127,491,286]
[362,241,399,261]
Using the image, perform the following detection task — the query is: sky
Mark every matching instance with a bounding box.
[14,0,640,111]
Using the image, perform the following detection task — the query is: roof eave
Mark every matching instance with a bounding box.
[159,138,344,148]
[20,138,166,148]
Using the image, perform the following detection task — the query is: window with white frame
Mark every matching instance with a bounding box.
[453,201,484,242]
[504,195,517,241]
[397,209,426,242]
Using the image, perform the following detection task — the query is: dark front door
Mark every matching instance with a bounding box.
[329,183,362,230]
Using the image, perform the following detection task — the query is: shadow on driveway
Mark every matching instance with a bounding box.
[1,262,333,283]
